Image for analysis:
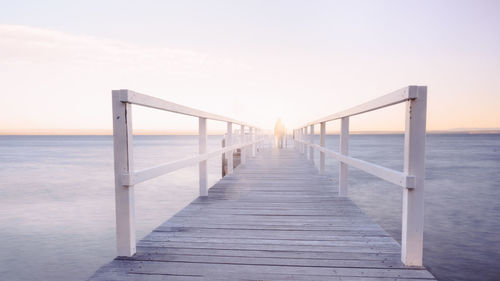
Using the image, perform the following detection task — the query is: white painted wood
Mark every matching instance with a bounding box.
[285,130,288,147]
[304,127,309,153]
[227,122,233,174]
[401,86,427,266]
[339,117,349,196]
[111,90,136,257]
[90,148,436,281]
[293,130,297,151]
[119,89,253,127]
[250,127,256,157]
[110,89,266,258]
[256,128,260,152]
[299,141,415,188]
[294,130,296,150]
[298,128,301,152]
[298,129,301,152]
[304,127,308,158]
[320,122,326,173]
[309,125,314,161]
[241,125,246,165]
[293,86,426,190]
[302,86,417,127]
[130,141,258,185]
[199,117,207,197]
[297,129,300,152]
[295,85,427,266]
[301,128,304,153]
[294,130,302,151]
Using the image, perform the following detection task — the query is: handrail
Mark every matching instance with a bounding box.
[294,141,415,188]
[300,86,419,127]
[126,140,256,186]
[112,89,265,257]
[294,85,427,267]
[117,89,253,127]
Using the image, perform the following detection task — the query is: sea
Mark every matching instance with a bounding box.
[0,134,499,281]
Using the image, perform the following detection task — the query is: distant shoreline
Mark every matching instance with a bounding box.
[1,130,499,136]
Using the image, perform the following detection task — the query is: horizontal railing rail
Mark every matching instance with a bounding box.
[118,90,255,127]
[112,89,265,257]
[302,86,418,126]
[127,140,255,186]
[294,85,427,266]
[295,141,415,188]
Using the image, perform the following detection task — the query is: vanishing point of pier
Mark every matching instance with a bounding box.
[89,86,435,280]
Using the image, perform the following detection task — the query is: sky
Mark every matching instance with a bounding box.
[1,0,499,134]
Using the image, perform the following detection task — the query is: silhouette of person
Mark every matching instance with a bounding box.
[274,119,286,148]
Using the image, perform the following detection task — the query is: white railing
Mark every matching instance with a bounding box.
[294,85,427,266]
[112,89,264,257]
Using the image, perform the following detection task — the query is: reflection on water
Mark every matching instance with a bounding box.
[0,134,499,281]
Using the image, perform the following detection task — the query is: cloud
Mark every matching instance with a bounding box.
[0,24,249,74]
[0,24,258,132]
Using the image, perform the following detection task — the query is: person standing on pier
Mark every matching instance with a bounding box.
[274,118,286,148]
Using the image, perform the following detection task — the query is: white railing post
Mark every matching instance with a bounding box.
[339,117,349,196]
[301,128,304,153]
[297,128,301,152]
[293,129,299,151]
[251,127,256,157]
[199,117,208,196]
[303,127,306,153]
[259,129,262,150]
[401,86,427,266]
[320,122,326,173]
[112,90,136,257]
[256,128,259,151]
[309,124,314,161]
[285,128,288,148]
[241,125,246,164]
[293,129,296,150]
[247,127,251,157]
[294,129,297,150]
[297,129,300,151]
[304,127,308,157]
[297,129,304,153]
[227,122,233,174]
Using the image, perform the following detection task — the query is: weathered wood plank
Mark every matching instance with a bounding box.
[124,253,411,269]
[134,247,401,261]
[99,260,435,279]
[88,148,435,281]
[137,240,402,254]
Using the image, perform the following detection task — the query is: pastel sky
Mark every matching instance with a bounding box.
[1,0,499,133]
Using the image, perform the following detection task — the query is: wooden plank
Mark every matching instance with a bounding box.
[125,253,409,269]
[98,260,435,279]
[88,147,435,281]
[136,240,402,254]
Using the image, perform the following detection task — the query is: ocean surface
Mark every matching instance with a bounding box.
[0,134,499,281]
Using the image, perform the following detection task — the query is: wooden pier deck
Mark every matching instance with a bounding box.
[89,147,435,281]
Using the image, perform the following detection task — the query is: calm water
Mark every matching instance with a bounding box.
[0,134,499,281]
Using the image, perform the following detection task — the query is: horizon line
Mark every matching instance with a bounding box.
[2,128,500,136]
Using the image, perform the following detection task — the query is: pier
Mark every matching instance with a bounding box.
[89,86,435,280]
